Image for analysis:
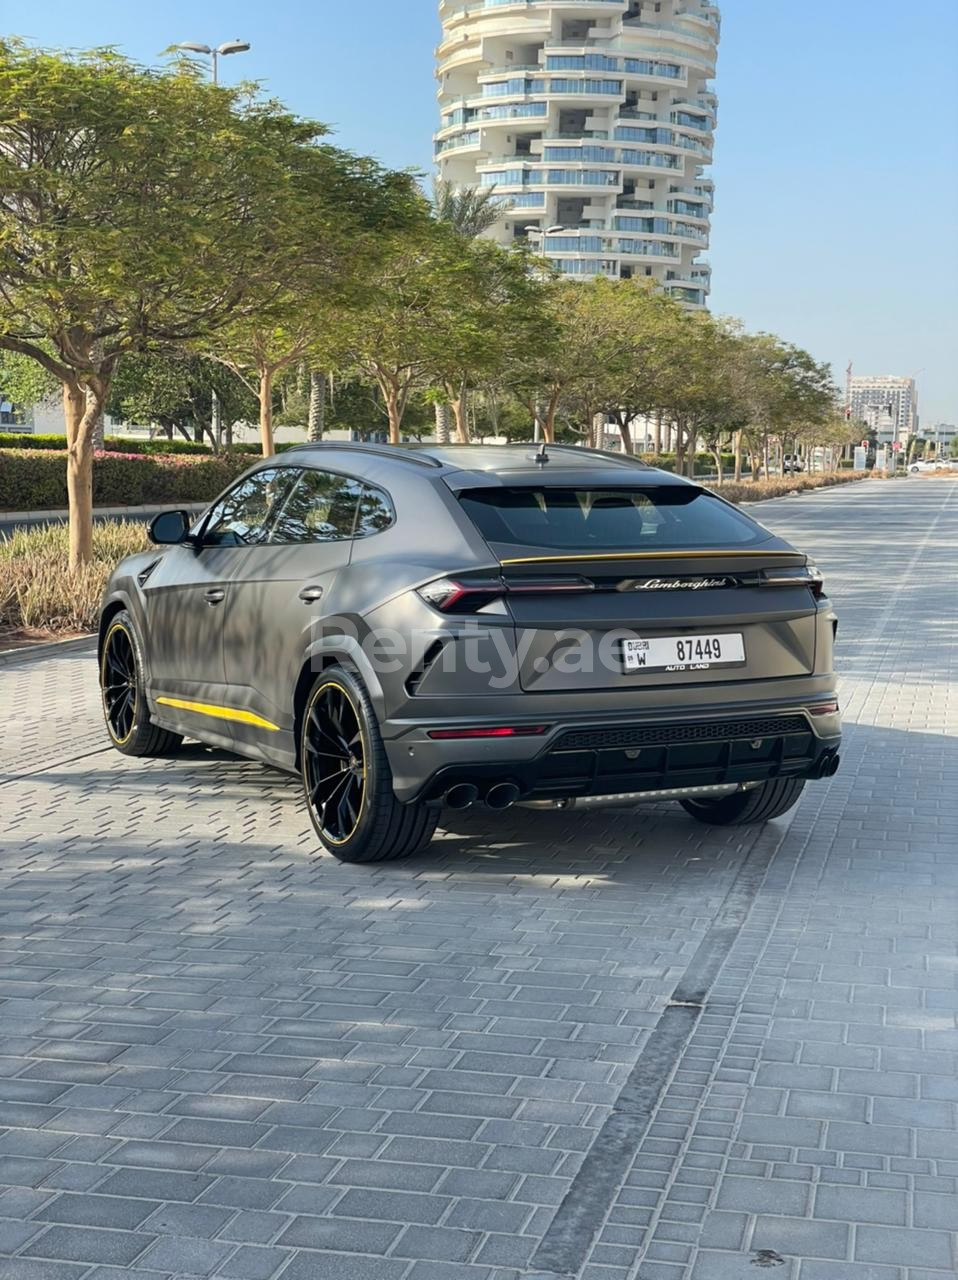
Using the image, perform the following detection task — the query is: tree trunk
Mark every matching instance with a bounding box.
[450,390,470,445]
[194,417,204,443]
[65,376,109,571]
[542,393,559,444]
[434,402,451,444]
[653,412,662,454]
[733,430,743,482]
[259,368,275,456]
[385,387,402,445]
[308,370,326,442]
[211,389,222,451]
[762,435,771,480]
[63,380,93,570]
[674,419,685,474]
[92,408,105,452]
[619,416,633,454]
[710,445,724,485]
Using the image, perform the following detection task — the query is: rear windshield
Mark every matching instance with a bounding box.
[458,486,767,551]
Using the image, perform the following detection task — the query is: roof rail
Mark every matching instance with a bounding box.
[279,441,443,470]
[543,444,652,469]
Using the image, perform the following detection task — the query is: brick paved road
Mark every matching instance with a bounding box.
[0,477,955,1280]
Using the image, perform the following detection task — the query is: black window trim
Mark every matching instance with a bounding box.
[196,462,396,548]
[196,464,301,547]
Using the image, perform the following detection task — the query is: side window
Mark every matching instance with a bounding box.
[267,469,363,544]
[202,469,298,547]
[355,484,395,537]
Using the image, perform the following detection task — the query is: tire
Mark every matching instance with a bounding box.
[301,664,438,863]
[680,777,806,827]
[100,611,183,758]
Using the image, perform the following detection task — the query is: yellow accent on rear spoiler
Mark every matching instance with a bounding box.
[499,549,805,566]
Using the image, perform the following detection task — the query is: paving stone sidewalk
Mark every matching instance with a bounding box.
[0,478,955,1280]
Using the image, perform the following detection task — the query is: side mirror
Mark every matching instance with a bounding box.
[148,509,192,546]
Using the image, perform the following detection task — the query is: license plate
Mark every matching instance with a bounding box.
[621,632,745,673]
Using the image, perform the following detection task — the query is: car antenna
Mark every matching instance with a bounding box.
[534,439,549,465]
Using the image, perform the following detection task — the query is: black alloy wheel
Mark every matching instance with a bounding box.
[303,680,366,846]
[301,665,438,863]
[102,621,137,745]
[100,611,182,757]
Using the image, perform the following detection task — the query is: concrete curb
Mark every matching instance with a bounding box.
[0,502,206,523]
[0,634,96,667]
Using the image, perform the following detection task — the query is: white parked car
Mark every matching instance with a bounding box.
[909,459,948,473]
[782,455,805,473]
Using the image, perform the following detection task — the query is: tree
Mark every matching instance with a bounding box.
[433,179,507,239]
[0,43,398,566]
[426,239,550,444]
[728,334,836,480]
[107,354,256,445]
[0,348,58,419]
[348,223,489,444]
[431,178,510,443]
[208,150,423,457]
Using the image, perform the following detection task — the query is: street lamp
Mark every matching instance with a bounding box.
[523,223,565,258]
[175,39,250,448]
[521,226,563,442]
[176,39,251,84]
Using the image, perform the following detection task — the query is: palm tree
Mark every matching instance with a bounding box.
[431,181,510,442]
[432,179,507,239]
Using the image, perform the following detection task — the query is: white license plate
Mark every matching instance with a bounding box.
[621,632,745,673]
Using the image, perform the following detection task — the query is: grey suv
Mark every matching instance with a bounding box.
[99,443,841,862]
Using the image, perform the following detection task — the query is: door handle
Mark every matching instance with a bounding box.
[299,585,324,604]
[203,588,226,605]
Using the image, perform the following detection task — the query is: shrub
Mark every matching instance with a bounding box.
[0,432,298,456]
[0,449,252,511]
[706,472,869,504]
[0,520,149,634]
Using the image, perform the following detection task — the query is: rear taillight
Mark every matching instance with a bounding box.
[761,565,825,599]
[427,725,549,740]
[417,575,594,614]
[417,578,503,614]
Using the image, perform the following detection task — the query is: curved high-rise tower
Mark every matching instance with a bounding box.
[435,0,719,307]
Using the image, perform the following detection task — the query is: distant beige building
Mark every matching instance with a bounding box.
[847,375,918,446]
[435,0,719,307]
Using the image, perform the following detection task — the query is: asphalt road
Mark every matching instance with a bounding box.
[0,478,955,1280]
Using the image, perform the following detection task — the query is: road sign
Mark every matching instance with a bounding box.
[892,441,902,452]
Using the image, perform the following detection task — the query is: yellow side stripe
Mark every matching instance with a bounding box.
[155,697,281,732]
[499,549,805,566]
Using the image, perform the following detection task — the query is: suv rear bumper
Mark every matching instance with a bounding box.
[385,699,842,804]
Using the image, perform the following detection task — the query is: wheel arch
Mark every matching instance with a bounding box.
[291,634,387,772]
[98,594,134,662]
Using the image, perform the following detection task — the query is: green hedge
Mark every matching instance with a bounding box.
[0,432,271,456]
[0,449,253,511]
[0,432,311,456]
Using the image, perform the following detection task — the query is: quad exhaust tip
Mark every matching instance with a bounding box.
[819,752,841,778]
[444,783,479,811]
[485,782,521,811]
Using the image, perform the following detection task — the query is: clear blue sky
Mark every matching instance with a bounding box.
[10,0,958,424]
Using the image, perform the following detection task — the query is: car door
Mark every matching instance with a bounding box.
[221,467,371,764]
[141,467,299,740]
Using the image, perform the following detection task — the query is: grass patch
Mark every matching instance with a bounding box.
[0,521,148,637]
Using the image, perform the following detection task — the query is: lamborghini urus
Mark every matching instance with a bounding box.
[99,443,841,862]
